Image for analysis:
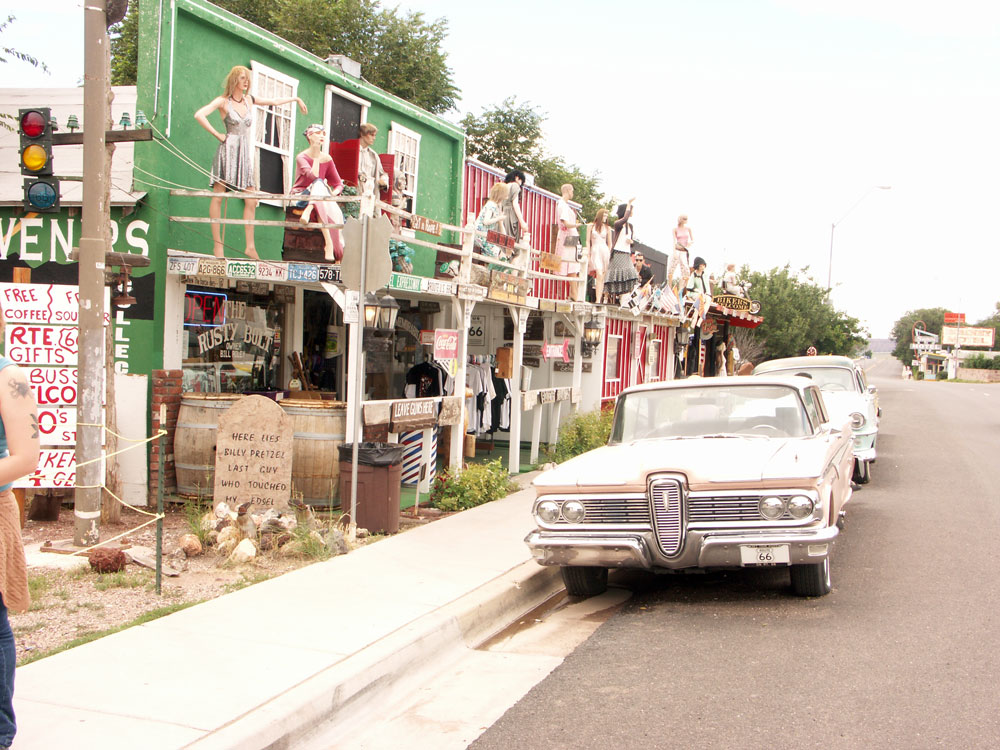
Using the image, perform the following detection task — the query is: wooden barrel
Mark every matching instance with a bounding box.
[279,399,347,506]
[174,393,241,498]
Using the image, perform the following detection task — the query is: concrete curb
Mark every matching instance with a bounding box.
[184,560,563,749]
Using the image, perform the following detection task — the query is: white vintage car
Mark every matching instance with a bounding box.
[525,377,854,598]
[753,355,879,484]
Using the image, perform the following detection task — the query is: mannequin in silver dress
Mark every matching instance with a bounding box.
[195,65,307,258]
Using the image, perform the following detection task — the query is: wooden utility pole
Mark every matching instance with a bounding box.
[74,1,114,546]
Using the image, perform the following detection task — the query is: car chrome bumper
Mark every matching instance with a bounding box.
[525,525,839,570]
[853,431,877,460]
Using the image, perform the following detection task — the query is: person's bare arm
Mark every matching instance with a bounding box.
[255,95,307,115]
[0,365,40,487]
[194,96,227,143]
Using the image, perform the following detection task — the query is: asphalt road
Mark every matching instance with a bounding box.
[471,358,1000,749]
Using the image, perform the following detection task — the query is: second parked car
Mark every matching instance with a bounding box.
[753,355,879,483]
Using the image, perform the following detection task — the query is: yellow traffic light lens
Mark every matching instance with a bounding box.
[22,143,48,172]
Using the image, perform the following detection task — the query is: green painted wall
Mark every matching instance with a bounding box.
[135,0,466,351]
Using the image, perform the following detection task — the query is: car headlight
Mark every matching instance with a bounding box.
[850,412,866,429]
[537,500,561,524]
[759,496,786,520]
[787,495,814,519]
[562,500,585,523]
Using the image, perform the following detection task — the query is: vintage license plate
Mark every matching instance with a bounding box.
[740,544,790,566]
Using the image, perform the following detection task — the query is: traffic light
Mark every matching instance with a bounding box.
[18,107,60,213]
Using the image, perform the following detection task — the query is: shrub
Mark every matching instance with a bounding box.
[543,407,614,464]
[936,370,948,380]
[915,370,925,380]
[964,353,1000,370]
[431,458,518,512]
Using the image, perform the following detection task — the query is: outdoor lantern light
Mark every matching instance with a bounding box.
[582,320,602,356]
[377,293,399,331]
[66,114,80,132]
[118,111,132,129]
[134,110,148,127]
[363,292,380,328]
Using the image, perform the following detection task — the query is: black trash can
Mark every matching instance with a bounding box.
[337,443,404,534]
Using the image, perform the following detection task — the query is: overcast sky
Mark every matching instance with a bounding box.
[8,0,1000,337]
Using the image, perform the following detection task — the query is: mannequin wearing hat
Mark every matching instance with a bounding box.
[685,256,712,297]
[292,124,344,261]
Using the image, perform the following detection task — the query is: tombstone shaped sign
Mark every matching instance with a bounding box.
[214,396,293,513]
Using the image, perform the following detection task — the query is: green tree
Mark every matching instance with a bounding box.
[889,307,947,365]
[109,0,458,114]
[461,98,613,220]
[110,2,138,86]
[743,265,868,361]
[461,97,545,174]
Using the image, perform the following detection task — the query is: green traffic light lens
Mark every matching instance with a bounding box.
[26,181,57,210]
[20,110,46,138]
[22,143,48,172]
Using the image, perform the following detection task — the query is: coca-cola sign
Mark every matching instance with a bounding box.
[434,329,459,361]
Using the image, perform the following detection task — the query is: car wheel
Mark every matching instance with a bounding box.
[853,458,872,484]
[561,566,608,598]
[790,558,831,597]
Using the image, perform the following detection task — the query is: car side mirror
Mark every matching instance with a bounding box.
[867,385,877,394]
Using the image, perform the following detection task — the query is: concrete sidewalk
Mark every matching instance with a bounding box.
[12,477,561,749]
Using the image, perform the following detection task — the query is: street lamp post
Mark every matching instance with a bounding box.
[827,185,891,290]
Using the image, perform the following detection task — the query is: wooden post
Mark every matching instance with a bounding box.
[529,401,542,466]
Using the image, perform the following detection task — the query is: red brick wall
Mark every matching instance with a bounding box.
[150,369,181,494]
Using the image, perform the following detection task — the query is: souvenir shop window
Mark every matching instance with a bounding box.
[605,335,622,382]
[251,61,300,201]
[182,286,284,394]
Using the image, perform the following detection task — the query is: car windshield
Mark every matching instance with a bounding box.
[760,366,857,392]
[609,384,811,442]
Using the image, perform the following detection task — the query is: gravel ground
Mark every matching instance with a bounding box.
[13,501,440,665]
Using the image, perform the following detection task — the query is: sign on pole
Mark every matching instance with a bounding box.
[942,325,995,348]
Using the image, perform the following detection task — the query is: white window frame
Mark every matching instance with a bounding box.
[323,84,371,148]
[647,338,662,382]
[250,60,300,207]
[605,335,622,382]
[388,121,421,232]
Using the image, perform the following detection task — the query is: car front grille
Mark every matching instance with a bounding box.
[687,496,762,522]
[580,496,650,523]
[649,478,684,556]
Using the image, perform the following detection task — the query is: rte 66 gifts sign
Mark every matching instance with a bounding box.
[0,283,109,488]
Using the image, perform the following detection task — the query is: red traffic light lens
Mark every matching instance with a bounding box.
[20,110,47,138]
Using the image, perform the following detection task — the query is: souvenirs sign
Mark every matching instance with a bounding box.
[390,399,437,431]
[0,283,108,326]
[214,396,293,512]
[411,214,442,236]
[713,294,752,312]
